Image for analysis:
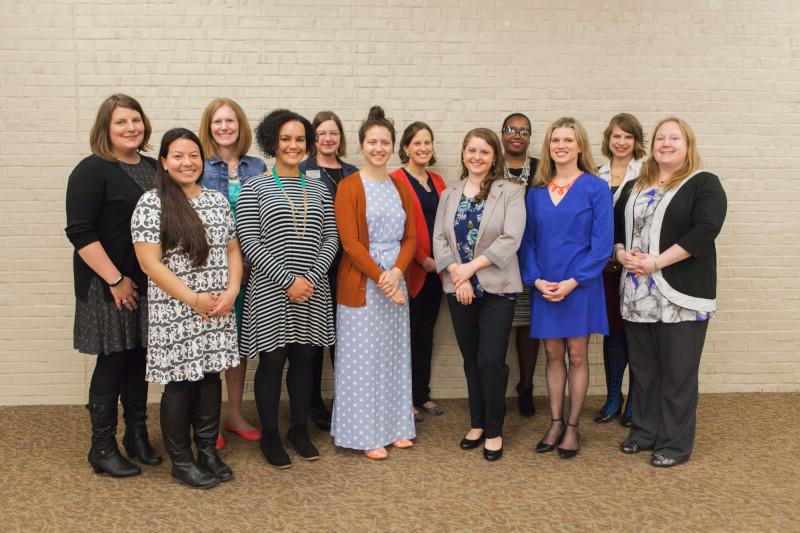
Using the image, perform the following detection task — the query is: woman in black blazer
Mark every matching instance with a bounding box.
[613,117,726,467]
[65,94,161,477]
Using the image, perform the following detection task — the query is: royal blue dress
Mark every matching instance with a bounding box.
[519,173,613,339]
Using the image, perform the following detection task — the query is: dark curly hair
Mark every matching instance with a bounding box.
[254,109,314,158]
[358,105,395,146]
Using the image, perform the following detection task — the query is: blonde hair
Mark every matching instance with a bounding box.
[89,94,152,161]
[199,98,253,159]
[533,117,597,187]
[635,117,702,192]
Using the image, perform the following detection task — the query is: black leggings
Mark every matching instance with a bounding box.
[254,344,316,432]
[89,347,146,402]
[163,372,220,394]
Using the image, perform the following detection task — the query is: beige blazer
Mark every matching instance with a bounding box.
[432,178,526,294]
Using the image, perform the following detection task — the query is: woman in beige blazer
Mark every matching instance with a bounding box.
[432,127,526,462]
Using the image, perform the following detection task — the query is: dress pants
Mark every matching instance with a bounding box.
[624,320,709,461]
[410,272,443,407]
[447,292,515,439]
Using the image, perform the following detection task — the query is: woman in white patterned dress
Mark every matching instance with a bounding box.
[132,128,242,489]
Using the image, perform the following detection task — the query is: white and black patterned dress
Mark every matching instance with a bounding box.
[131,188,240,384]
[236,172,338,357]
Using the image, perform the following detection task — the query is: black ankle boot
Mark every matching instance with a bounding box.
[261,429,291,469]
[516,383,535,417]
[287,426,320,461]
[121,380,162,466]
[192,376,233,482]
[87,397,141,478]
[161,384,219,489]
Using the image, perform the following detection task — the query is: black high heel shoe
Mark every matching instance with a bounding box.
[557,421,581,459]
[535,418,565,453]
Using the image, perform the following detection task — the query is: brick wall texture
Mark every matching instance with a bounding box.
[1,0,799,405]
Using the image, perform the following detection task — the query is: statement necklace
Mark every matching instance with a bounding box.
[272,166,308,238]
[548,175,579,196]
[504,158,530,185]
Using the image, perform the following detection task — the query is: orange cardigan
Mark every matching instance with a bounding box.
[389,168,446,297]
[335,171,417,307]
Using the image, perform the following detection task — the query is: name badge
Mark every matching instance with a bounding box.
[306,170,321,180]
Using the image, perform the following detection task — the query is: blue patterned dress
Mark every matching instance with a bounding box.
[331,177,415,450]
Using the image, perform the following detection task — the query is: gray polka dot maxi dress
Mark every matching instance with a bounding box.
[331,177,415,450]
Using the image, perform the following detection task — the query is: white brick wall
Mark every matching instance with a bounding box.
[1,0,798,405]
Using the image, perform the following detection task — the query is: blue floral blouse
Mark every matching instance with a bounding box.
[454,194,485,297]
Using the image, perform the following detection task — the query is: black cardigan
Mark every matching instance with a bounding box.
[299,155,359,201]
[614,171,727,307]
[65,154,156,301]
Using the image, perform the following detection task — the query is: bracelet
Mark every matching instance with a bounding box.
[653,256,659,271]
[109,275,124,287]
[192,293,199,307]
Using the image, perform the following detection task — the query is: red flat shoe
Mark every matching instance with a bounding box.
[216,434,225,451]
[223,422,261,442]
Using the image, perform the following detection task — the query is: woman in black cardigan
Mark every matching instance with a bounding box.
[65,94,161,477]
[613,117,726,467]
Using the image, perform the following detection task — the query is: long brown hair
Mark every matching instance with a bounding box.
[156,128,210,267]
[199,97,253,159]
[635,117,702,193]
[399,121,437,165]
[460,128,505,202]
[533,117,597,187]
[89,94,152,161]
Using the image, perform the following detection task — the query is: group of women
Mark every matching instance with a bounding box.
[66,93,726,488]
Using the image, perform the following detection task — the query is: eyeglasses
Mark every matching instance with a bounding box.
[502,127,531,137]
[316,131,341,139]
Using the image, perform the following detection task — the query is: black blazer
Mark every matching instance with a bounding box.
[65,154,156,301]
[615,171,727,308]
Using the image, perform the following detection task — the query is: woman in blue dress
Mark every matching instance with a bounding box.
[519,117,613,459]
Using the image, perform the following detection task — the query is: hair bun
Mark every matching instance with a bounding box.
[367,105,385,121]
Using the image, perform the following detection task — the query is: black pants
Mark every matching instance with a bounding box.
[624,320,709,461]
[447,293,515,439]
[410,272,443,407]
[89,346,147,403]
[255,343,316,432]
[311,268,338,410]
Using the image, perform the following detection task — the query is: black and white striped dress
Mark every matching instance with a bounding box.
[237,172,338,357]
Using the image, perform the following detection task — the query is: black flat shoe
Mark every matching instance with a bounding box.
[651,451,688,468]
[459,433,485,450]
[535,418,564,453]
[309,406,332,431]
[557,421,581,459]
[619,414,632,427]
[483,446,503,461]
[594,395,623,423]
[621,439,653,454]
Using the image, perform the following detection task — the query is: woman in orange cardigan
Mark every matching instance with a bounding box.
[390,122,446,421]
[331,106,417,460]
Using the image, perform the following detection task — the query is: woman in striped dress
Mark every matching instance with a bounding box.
[236,110,338,468]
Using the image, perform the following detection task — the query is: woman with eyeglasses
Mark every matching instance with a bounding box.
[299,111,358,431]
[500,112,541,418]
[594,113,646,427]
[520,117,613,459]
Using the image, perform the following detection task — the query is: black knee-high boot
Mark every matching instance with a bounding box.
[87,393,141,477]
[192,375,233,482]
[121,377,162,466]
[161,382,219,489]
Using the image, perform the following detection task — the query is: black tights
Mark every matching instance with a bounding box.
[89,347,147,402]
[254,344,316,432]
[515,327,540,391]
[163,372,220,394]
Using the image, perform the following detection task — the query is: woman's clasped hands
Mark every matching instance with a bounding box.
[378,267,406,305]
[534,278,578,302]
[287,276,315,304]
[616,247,659,276]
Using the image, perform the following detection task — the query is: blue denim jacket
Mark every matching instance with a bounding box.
[203,155,267,198]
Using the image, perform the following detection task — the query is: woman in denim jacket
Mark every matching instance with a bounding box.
[199,97,267,449]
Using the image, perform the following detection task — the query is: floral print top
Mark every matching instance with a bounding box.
[621,187,715,323]
[453,194,485,297]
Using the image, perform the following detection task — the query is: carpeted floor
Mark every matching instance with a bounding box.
[1,393,798,532]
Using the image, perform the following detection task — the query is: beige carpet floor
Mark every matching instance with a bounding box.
[1,393,798,532]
